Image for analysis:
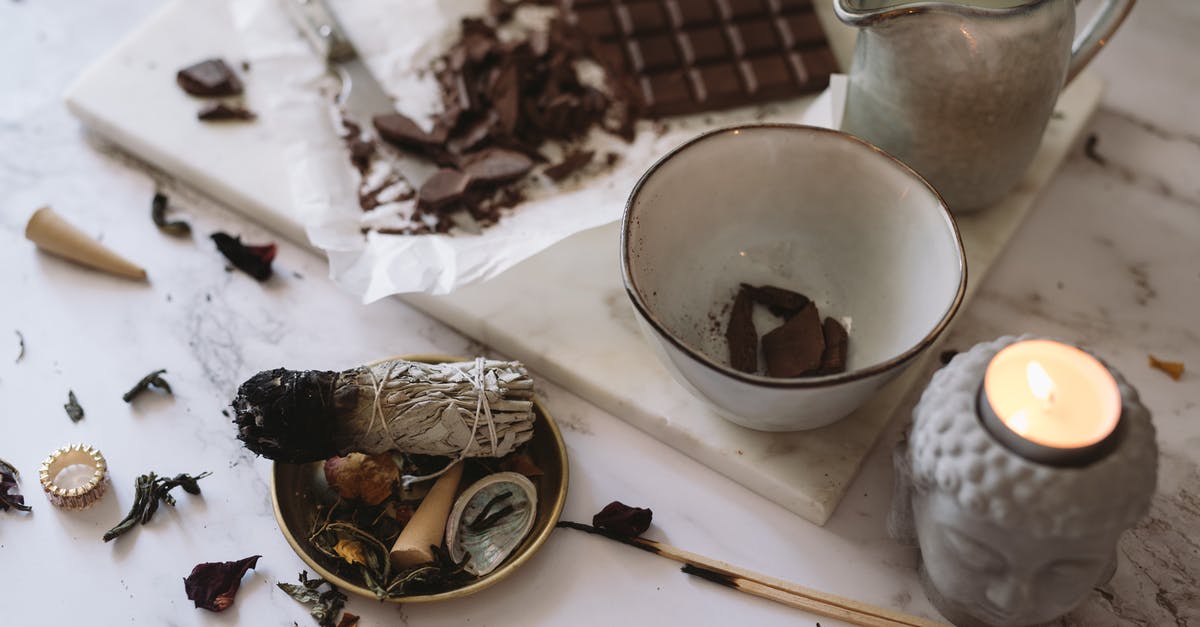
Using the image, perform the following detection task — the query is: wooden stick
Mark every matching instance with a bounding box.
[558,522,946,627]
[390,462,463,568]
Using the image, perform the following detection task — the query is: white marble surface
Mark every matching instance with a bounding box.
[1,2,1197,627]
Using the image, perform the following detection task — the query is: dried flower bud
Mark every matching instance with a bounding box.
[592,501,652,538]
[183,555,260,612]
[324,453,399,505]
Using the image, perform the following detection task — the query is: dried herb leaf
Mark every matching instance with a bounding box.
[64,390,85,423]
[1,457,31,513]
[103,471,211,541]
[183,555,260,611]
[279,571,348,627]
[333,538,368,566]
[14,330,24,363]
[211,232,276,281]
[122,368,172,403]
[1148,354,1185,381]
[592,501,652,538]
[151,192,191,237]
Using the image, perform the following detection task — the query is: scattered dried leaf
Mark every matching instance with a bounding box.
[279,571,348,627]
[151,192,191,236]
[123,368,172,403]
[211,232,276,281]
[183,555,260,611]
[333,538,368,566]
[64,390,84,423]
[0,457,31,513]
[1148,355,1184,381]
[103,471,211,541]
[592,501,652,538]
[14,330,24,363]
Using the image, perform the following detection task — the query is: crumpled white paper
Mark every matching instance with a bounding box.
[230,0,837,300]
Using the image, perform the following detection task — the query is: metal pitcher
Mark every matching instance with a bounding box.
[836,0,1135,213]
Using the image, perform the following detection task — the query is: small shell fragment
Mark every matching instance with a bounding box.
[445,472,537,576]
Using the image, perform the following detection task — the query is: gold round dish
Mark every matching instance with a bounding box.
[270,354,569,603]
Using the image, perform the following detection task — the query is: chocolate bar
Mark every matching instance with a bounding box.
[562,0,837,117]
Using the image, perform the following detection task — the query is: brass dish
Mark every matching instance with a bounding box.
[271,354,569,602]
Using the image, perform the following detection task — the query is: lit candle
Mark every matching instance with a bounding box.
[978,339,1123,467]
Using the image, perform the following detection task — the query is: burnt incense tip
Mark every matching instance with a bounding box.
[232,368,341,463]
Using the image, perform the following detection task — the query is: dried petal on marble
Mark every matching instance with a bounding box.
[278,571,348,627]
[324,453,400,506]
[183,555,260,612]
[1148,355,1184,381]
[211,232,276,281]
[151,192,191,236]
[592,501,652,538]
[1,458,31,513]
[64,389,85,423]
[122,368,173,403]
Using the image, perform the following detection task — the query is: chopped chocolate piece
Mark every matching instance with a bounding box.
[462,148,534,185]
[761,302,824,377]
[176,59,243,97]
[564,0,835,117]
[725,287,757,373]
[418,168,471,209]
[373,113,445,151]
[544,150,595,181]
[197,102,256,122]
[817,316,848,375]
[741,284,810,319]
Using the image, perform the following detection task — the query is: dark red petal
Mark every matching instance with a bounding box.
[592,501,652,538]
[183,555,261,612]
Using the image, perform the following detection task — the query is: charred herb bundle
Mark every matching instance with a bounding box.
[279,571,349,627]
[123,368,173,402]
[232,359,535,463]
[103,471,211,541]
[0,458,31,513]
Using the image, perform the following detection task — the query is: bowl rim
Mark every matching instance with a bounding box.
[619,123,967,389]
[269,354,569,603]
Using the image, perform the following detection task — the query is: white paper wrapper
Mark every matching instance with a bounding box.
[230,0,838,300]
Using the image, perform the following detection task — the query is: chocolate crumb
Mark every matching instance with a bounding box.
[817,317,848,375]
[544,150,594,181]
[197,102,256,122]
[762,303,825,378]
[725,287,757,373]
[176,59,243,97]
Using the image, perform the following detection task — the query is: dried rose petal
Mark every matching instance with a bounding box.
[211,232,276,281]
[336,612,361,627]
[1148,355,1185,381]
[323,452,399,506]
[592,501,652,538]
[183,555,260,612]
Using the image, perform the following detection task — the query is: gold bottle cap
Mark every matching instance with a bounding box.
[39,444,109,510]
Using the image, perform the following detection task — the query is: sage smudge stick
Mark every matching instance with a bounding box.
[232,358,535,463]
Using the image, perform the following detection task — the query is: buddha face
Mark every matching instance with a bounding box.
[913,491,1116,626]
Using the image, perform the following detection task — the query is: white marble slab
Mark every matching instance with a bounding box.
[63,0,1104,525]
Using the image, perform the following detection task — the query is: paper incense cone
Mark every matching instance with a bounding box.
[25,207,148,281]
[390,462,464,568]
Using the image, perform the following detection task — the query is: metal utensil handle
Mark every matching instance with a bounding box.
[284,0,357,62]
[1067,0,1136,83]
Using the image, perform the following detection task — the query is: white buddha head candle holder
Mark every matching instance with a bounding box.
[890,335,1157,627]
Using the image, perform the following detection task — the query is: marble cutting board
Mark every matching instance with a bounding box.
[64,0,1103,525]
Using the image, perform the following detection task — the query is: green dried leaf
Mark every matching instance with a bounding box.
[103,471,211,541]
[123,369,172,403]
[64,390,85,423]
[151,192,191,236]
[279,571,347,627]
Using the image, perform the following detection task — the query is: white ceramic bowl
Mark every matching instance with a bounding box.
[621,125,966,431]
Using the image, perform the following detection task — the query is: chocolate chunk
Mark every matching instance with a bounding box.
[725,287,757,373]
[418,168,470,209]
[761,302,824,377]
[373,113,445,150]
[544,150,594,181]
[176,59,244,97]
[817,316,848,375]
[462,148,534,185]
[564,0,836,117]
[741,284,810,319]
[197,102,256,122]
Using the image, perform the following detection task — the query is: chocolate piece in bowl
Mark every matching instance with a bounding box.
[562,0,838,117]
[724,286,758,373]
[741,283,810,319]
[176,59,244,97]
[761,301,825,378]
[197,102,256,122]
[818,316,848,375]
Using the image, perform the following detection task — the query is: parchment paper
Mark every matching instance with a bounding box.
[230,0,835,300]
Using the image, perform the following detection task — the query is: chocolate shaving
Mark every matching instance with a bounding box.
[817,317,848,375]
[543,150,594,181]
[761,302,825,378]
[461,148,534,185]
[176,59,244,97]
[724,287,757,373]
[197,102,257,122]
[418,169,472,210]
[592,501,653,538]
[741,284,810,320]
[1148,354,1184,381]
[211,232,276,281]
[151,192,191,237]
[183,555,260,612]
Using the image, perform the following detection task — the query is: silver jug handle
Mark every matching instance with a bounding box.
[1067,0,1136,83]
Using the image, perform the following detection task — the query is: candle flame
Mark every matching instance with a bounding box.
[1026,360,1055,402]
